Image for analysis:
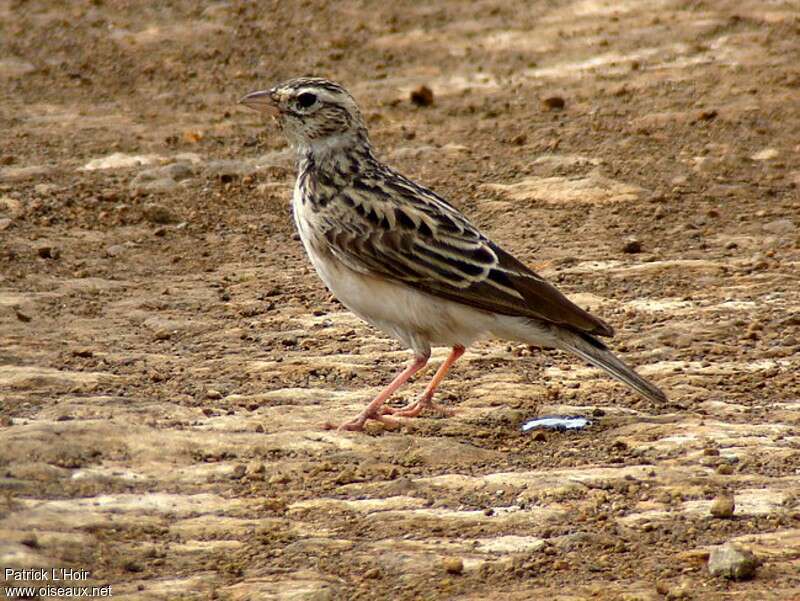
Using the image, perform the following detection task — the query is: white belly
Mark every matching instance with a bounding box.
[291,185,555,356]
[319,251,501,353]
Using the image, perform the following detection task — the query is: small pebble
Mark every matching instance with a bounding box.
[143,203,181,225]
[710,494,735,518]
[694,109,718,122]
[542,96,565,111]
[708,542,758,580]
[442,557,463,575]
[153,328,172,341]
[206,389,223,400]
[183,130,204,144]
[133,177,179,194]
[123,560,143,573]
[363,568,381,579]
[410,85,434,107]
[763,218,794,235]
[622,237,643,254]
[665,579,693,600]
[246,462,265,477]
[37,245,59,259]
[268,473,290,485]
[750,148,778,161]
[105,244,127,257]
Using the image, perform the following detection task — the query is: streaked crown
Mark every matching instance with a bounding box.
[259,77,368,150]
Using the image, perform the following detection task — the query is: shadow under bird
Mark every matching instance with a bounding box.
[240,77,667,431]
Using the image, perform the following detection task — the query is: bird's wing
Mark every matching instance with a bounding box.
[317,170,613,337]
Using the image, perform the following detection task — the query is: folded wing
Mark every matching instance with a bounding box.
[318,170,614,338]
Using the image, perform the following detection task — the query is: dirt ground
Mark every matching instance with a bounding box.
[2,0,800,599]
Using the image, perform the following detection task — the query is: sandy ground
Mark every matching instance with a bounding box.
[2,0,800,599]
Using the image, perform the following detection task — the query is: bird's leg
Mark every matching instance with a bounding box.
[333,354,429,431]
[391,345,465,418]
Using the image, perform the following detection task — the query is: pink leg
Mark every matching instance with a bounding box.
[329,354,429,431]
[391,346,465,418]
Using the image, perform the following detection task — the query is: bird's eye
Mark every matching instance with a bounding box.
[296,92,317,109]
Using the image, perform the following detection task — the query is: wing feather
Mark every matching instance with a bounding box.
[317,169,614,337]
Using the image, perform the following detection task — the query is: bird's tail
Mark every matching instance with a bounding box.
[553,328,667,403]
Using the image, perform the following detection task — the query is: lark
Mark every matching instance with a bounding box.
[240,77,666,431]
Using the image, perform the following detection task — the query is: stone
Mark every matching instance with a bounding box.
[716,464,734,475]
[132,177,179,193]
[129,162,190,192]
[14,309,32,322]
[762,219,794,235]
[162,162,194,180]
[664,579,693,600]
[750,148,778,161]
[204,159,256,177]
[532,154,602,168]
[36,244,60,260]
[542,96,565,111]
[34,183,58,195]
[622,237,643,253]
[80,153,161,171]
[246,462,265,477]
[442,557,463,574]
[621,592,659,601]
[708,543,758,580]
[410,85,434,107]
[0,165,53,181]
[0,196,24,218]
[0,58,36,77]
[132,162,194,185]
[482,173,643,204]
[143,203,181,224]
[710,494,735,519]
[105,244,128,257]
[268,473,290,485]
[153,328,172,341]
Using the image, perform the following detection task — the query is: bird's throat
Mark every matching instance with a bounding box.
[297,130,374,172]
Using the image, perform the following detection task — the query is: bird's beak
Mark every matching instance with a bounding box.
[239,90,280,115]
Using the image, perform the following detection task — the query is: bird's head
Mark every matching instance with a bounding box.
[240,77,369,156]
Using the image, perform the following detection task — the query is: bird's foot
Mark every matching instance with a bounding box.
[324,409,400,432]
[387,395,455,418]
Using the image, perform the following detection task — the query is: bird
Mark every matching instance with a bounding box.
[240,77,667,431]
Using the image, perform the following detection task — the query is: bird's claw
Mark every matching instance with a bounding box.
[388,397,455,418]
[324,410,401,432]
